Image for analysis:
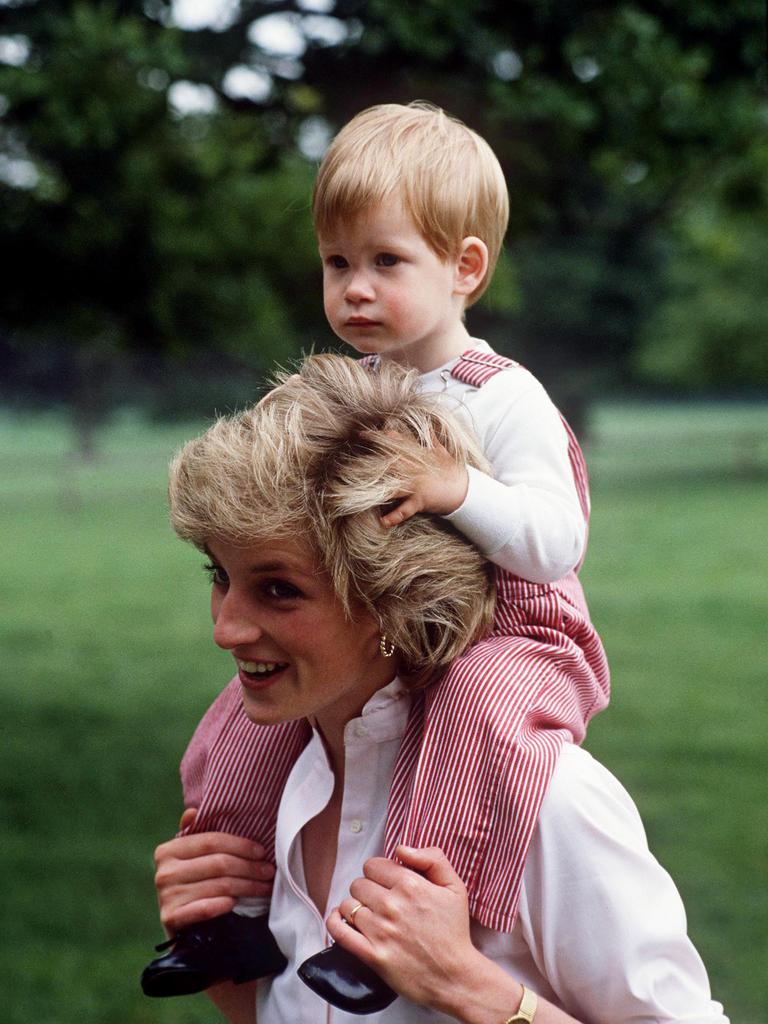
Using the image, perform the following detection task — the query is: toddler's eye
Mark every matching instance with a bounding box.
[203,562,228,586]
[376,253,399,267]
[328,255,348,269]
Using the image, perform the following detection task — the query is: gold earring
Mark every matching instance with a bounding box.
[379,634,395,658]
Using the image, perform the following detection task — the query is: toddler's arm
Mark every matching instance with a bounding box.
[384,375,586,583]
[447,375,586,582]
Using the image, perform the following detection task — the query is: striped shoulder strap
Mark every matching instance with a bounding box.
[449,348,520,387]
[450,348,590,525]
[359,350,514,382]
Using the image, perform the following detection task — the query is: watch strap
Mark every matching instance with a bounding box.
[504,984,538,1023]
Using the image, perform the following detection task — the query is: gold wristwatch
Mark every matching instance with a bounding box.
[504,985,538,1023]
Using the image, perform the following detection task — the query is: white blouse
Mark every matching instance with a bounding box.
[256,679,728,1024]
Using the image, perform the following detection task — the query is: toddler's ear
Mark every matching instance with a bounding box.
[455,236,488,296]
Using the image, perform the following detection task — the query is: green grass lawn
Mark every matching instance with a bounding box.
[1,403,766,1023]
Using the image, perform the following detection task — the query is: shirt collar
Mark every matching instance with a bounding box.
[341,676,411,746]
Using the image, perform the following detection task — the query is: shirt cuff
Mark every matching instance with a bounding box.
[444,465,521,557]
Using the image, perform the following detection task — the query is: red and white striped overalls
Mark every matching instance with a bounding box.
[180,350,610,932]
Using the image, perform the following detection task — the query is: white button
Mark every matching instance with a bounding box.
[350,819,363,834]
[354,722,368,738]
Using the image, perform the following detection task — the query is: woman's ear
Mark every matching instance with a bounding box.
[454,237,489,297]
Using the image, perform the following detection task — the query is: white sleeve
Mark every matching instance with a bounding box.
[517,747,729,1024]
[443,373,586,583]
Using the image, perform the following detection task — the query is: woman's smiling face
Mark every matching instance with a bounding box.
[205,536,396,734]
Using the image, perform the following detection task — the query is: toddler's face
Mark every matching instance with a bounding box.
[318,199,467,372]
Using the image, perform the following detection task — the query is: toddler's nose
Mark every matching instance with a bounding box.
[344,271,375,302]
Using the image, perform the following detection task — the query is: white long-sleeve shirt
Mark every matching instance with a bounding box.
[256,679,729,1024]
[420,341,586,584]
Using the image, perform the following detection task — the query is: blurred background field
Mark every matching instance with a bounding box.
[2,403,766,1024]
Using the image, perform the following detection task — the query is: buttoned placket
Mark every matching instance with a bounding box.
[260,679,411,1023]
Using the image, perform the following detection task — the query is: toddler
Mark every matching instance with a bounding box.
[141,102,610,1014]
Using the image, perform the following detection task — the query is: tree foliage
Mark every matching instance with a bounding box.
[0,0,765,428]
[635,140,768,390]
[0,2,318,366]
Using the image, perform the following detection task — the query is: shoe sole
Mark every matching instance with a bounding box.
[141,967,219,998]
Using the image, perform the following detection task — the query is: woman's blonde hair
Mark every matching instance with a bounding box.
[312,102,509,306]
[169,354,495,687]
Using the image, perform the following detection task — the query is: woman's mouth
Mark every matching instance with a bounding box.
[236,659,289,688]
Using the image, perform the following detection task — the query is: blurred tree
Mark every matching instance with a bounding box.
[0,1,319,451]
[0,0,765,448]
[635,141,768,391]
[292,0,767,411]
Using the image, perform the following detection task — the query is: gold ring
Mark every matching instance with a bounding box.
[347,903,364,927]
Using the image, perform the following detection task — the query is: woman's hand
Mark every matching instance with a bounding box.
[154,808,275,935]
[326,844,486,1013]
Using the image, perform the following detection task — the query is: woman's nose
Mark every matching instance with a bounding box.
[212,592,263,651]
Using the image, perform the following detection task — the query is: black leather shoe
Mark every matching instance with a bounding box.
[298,944,397,1014]
[141,911,287,997]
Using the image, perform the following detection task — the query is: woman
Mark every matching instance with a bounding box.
[153,355,728,1023]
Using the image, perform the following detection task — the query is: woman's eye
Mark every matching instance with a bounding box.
[203,562,228,586]
[376,252,399,267]
[264,579,302,601]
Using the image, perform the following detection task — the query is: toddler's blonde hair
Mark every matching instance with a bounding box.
[169,354,495,687]
[313,102,509,306]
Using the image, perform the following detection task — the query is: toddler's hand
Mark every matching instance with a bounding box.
[378,434,469,527]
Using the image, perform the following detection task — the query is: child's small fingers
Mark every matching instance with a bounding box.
[380,504,407,527]
[380,509,401,527]
[381,498,420,527]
